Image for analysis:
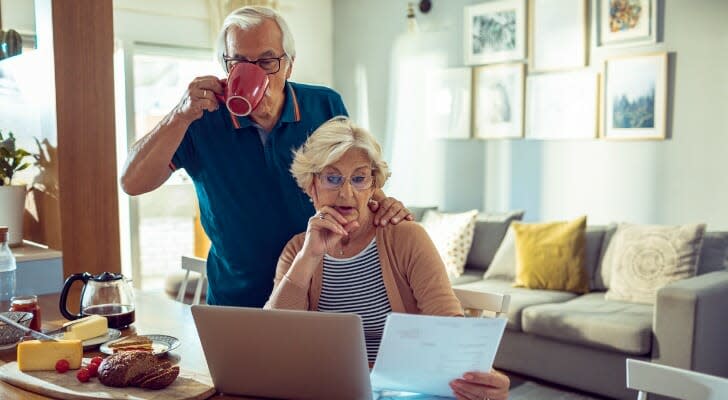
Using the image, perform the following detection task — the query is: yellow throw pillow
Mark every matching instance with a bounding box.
[512,216,589,293]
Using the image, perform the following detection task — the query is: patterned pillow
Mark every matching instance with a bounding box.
[603,223,706,304]
[420,210,479,279]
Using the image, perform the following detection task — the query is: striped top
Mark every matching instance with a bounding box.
[318,238,391,363]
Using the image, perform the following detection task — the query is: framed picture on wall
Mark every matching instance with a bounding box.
[464,0,526,65]
[423,67,472,139]
[596,0,658,47]
[473,63,525,139]
[529,0,587,72]
[603,53,667,140]
[526,70,599,140]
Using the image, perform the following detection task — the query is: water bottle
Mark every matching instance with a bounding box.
[0,226,17,309]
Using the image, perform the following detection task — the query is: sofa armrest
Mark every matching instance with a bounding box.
[652,270,728,378]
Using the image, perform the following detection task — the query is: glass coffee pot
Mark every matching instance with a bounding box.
[59,272,135,329]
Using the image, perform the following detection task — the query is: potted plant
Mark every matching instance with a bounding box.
[0,130,36,246]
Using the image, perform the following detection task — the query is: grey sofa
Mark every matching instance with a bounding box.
[449,214,728,400]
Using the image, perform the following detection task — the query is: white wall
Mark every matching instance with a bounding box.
[333,0,728,229]
[112,0,332,85]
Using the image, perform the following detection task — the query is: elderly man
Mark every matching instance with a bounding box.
[121,7,411,307]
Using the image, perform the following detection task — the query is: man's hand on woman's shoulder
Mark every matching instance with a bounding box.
[368,189,414,226]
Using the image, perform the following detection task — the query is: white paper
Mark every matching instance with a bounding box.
[370,313,507,398]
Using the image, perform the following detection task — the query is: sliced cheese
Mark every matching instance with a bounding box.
[17,340,82,371]
[62,314,108,340]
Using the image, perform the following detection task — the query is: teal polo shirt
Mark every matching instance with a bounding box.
[171,81,348,306]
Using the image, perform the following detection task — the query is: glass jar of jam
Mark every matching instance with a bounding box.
[10,295,42,332]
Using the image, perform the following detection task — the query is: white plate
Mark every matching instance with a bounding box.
[99,334,181,356]
[50,328,122,348]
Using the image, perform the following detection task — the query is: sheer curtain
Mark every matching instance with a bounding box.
[384,31,450,208]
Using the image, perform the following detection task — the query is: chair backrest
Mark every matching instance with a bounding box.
[177,255,207,305]
[452,287,510,318]
[626,359,728,400]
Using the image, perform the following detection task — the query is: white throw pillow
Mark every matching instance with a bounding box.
[420,209,479,279]
[482,226,517,281]
[603,223,706,304]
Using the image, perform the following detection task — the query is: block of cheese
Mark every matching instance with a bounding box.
[62,314,108,340]
[17,340,83,371]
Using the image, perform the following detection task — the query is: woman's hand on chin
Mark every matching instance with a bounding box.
[301,206,355,258]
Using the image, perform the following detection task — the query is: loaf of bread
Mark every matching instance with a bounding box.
[97,351,179,390]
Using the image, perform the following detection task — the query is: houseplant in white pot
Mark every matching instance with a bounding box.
[0,131,35,246]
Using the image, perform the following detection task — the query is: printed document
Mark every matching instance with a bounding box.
[370,313,507,397]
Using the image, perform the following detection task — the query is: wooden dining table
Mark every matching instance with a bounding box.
[0,290,248,400]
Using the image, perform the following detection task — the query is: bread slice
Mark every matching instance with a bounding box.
[137,366,180,389]
[107,335,153,353]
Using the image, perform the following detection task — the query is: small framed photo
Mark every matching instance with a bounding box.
[529,0,588,72]
[596,0,657,47]
[526,70,599,140]
[423,67,472,139]
[473,63,525,139]
[603,53,667,140]
[464,0,526,65]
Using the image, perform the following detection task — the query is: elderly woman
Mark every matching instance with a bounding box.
[265,116,509,400]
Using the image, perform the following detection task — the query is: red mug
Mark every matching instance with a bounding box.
[216,63,270,117]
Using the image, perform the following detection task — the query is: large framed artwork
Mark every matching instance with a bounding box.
[529,0,587,72]
[464,0,526,65]
[526,70,598,140]
[423,67,472,139]
[596,0,657,47]
[473,63,525,139]
[603,53,667,140]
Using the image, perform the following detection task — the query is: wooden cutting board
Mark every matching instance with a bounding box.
[0,359,216,400]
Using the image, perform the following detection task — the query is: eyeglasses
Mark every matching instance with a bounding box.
[222,54,287,74]
[316,172,374,191]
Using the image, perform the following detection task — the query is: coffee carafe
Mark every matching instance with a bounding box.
[59,272,135,329]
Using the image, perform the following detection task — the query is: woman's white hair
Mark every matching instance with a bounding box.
[215,6,296,72]
[291,116,391,194]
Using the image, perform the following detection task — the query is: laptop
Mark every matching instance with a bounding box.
[191,305,372,400]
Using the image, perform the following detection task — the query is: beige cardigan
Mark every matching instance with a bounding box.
[265,221,463,316]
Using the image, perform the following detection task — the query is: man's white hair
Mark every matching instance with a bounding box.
[215,6,296,72]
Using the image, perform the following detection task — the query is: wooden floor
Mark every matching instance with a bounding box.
[509,373,612,400]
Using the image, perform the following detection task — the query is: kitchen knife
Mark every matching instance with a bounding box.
[0,313,60,342]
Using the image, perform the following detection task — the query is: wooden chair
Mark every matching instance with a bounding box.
[176,255,207,305]
[626,359,728,400]
[452,287,510,318]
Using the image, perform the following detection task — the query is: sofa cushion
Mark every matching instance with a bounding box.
[594,224,618,290]
[409,206,438,222]
[453,279,577,331]
[603,223,706,304]
[697,231,728,274]
[421,209,478,278]
[584,226,607,290]
[449,269,484,286]
[465,210,525,271]
[482,226,517,281]
[512,216,589,293]
[484,224,607,288]
[522,292,653,355]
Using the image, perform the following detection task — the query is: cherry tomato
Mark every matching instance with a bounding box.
[87,362,99,377]
[90,356,103,365]
[55,359,70,374]
[76,368,91,383]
